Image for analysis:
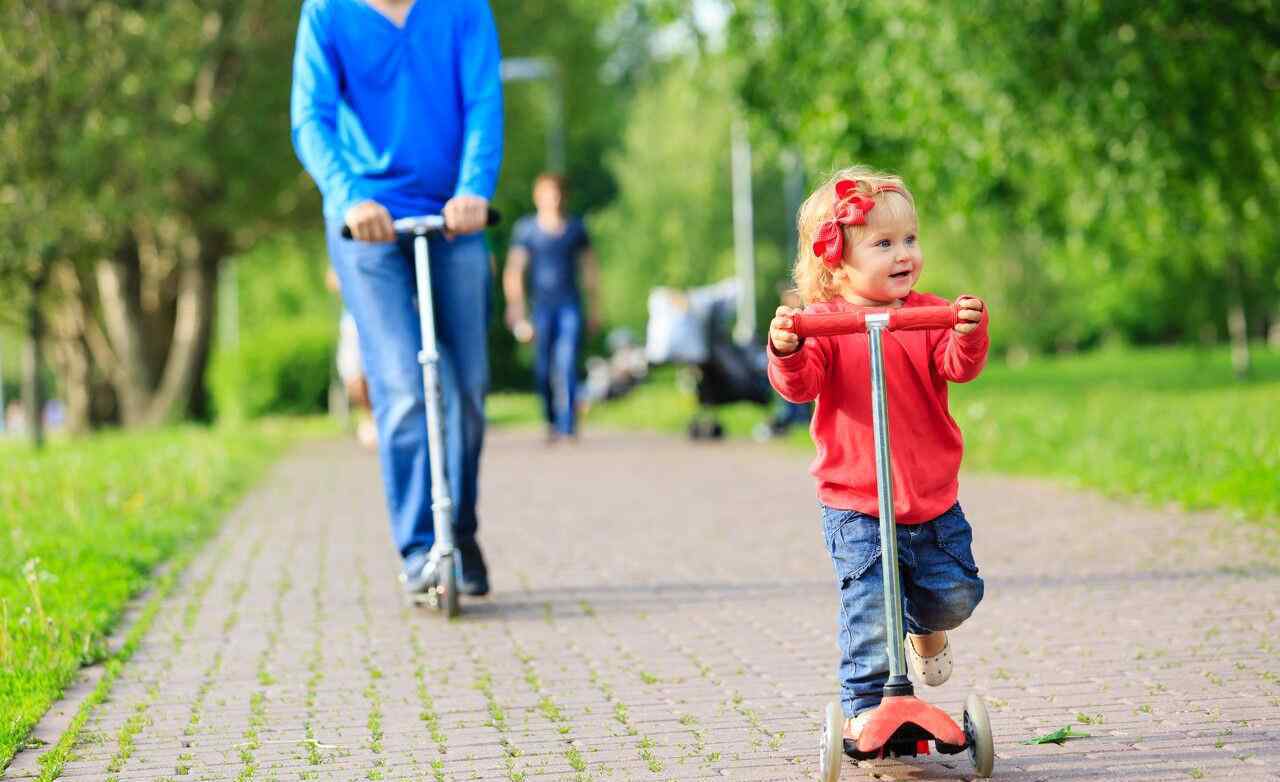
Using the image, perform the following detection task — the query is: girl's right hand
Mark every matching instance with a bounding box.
[770,305,802,355]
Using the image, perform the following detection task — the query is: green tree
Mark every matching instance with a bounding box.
[591,56,793,334]
[725,0,1280,360]
[0,1,309,428]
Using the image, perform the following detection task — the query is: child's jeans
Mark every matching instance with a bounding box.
[821,503,985,717]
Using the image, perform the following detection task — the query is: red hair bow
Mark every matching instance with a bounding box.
[812,179,899,268]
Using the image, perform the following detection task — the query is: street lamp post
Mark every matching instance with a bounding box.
[731,119,756,345]
[500,57,565,173]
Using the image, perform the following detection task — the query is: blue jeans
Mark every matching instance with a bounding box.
[326,219,491,559]
[821,503,984,717]
[532,301,582,435]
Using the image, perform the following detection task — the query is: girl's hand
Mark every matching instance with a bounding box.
[954,296,985,335]
[770,305,802,355]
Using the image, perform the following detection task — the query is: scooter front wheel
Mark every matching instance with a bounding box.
[818,701,843,782]
[440,554,460,619]
[964,692,994,778]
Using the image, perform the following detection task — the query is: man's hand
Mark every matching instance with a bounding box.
[954,296,985,335]
[344,200,395,243]
[443,195,489,236]
[770,305,802,356]
[345,374,370,408]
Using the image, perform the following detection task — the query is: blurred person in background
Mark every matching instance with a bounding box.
[503,173,601,443]
[326,269,378,450]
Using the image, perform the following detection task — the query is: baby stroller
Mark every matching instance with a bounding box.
[645,280,773,439]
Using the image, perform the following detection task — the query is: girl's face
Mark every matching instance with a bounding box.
[836,206,922,307]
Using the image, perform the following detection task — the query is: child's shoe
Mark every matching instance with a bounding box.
[843,710,874,741]
[906,632,953,686]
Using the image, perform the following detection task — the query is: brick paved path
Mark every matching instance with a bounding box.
[7,432,1280,781]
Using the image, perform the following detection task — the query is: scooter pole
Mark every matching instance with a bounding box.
[865,312,912,696]
[411,231,456,561]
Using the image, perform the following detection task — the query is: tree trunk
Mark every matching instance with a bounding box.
[23,270,48,448]
[49,263,93,434]
[142,237,221,425]
[1226,255,1251,380]
[96,236,154,425]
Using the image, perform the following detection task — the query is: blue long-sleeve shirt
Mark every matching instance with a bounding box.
[290,0,503,220]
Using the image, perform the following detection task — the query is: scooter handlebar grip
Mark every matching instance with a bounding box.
[887,306,959,331]
[791,312,869,337]
[340,208,502,239]
[790,306,958,338]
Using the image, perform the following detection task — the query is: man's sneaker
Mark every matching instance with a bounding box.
[399,547,443,595]
[456,537,490,597]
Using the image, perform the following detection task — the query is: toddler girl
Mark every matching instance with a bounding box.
[767,166,988,739]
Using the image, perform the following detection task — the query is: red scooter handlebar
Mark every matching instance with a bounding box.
[791,306,959,338]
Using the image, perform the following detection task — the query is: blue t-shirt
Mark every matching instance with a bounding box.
[290,0,504,220]
[512,216,591,307]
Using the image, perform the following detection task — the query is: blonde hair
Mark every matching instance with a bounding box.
[794,165,917,304]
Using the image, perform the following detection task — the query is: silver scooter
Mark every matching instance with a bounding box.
[343,209,500,618]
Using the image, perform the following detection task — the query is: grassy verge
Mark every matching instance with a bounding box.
[950,344,1280,523]
[502,344,1279,526]
[0,418,330,769]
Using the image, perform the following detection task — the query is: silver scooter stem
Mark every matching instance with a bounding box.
[412,233,455,557]
[867,313,908,682]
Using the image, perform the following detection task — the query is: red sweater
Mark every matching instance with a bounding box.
[768,291,989,523]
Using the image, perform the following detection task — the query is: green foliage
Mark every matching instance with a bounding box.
[224,235,338,335]
[0,422,308,767]
[207,235,338,422]
[0,1,310,262]
[1023,725,1092,746]
[726,0,1280,349]
[209,320,335,422]
[591,57,793,333]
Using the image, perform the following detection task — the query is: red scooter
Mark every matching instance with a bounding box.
[791,306,995,781]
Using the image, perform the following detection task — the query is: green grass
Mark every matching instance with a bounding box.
[512,344,1280,526]
[0,418,328,769]
[949,344,1280,523]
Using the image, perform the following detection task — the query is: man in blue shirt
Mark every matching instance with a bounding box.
[503,174,600,442]
[291,0,503,598]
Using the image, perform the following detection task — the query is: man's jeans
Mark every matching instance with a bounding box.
[532,301,582,436]
[821,503,985,717]
[326,219,490,558]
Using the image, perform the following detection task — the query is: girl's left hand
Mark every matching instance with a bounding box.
[954,296,985,335]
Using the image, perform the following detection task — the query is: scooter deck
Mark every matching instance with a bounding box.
[842,695,968,760]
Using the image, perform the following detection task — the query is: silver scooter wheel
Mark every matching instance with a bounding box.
[818,701,843,782]
[964,692,994,778]
[440,554,460,618]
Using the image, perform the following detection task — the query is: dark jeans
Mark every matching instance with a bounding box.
[532,301,582,435]
[821,503,985,716]
[326,219,491,558]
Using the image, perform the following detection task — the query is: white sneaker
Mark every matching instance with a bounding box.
[844,710,874,741]
[906,633,953,686]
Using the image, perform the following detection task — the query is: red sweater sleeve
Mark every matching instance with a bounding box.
[767,338,829,403]
[931,302,990,383]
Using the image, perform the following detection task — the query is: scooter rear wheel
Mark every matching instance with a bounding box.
[964,692,994,778]
[818,701,843,782]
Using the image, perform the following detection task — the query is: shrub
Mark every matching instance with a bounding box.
[208,318,335,421]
